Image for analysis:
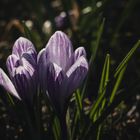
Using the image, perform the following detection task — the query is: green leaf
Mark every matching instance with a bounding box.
[81,40,140,139]
[96,124,102,140]
[81,19,105,98]
[89,19,105,66]
[109,65,127,104]
[6,92,15,106]
[71,90,82,139]
[89,54,110,121]
[98,54,110,95]
[114,40,140,77]
[66,108,72,140]
[110,40,140,104]
[52,116,61,140]
[75,90,82,114]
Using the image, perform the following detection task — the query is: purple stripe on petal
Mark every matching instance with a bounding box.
[37,48,49,91]
[37,48,46,65]
[22,53,37,73]
[21,58,35,77]
[74,47,86,61]
[46,62,66,112]
[21,55,38,94]
[13,66,36,101]
[12,37,36,58]
[0,68,20,100]
[14,72,28,100]
[66,56,88,97]
[6,54,19,78]
[46,31,73,71]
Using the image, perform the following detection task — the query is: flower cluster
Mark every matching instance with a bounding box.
[0,31,88,113]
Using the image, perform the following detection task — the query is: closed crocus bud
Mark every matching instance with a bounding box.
[38,31,88,115]
[0,37,37,103]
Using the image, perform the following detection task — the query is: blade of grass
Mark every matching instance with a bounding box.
[66,108,72,140]
[80,52,110,134]
[6,92,15,106]
[110,40,140,103]
[71,90,82,140]
[96,124,102,140]
[89,19,105,66]
[82,78,140,139]
[81,40,140,138]
[109,65,127,104]
[75,89,82,114]
[114,40,140,77]
[98,54,110,118]
[71,110,79,140]
[92,79,140,130]
[81,19,105,98]
[52,116,61,140]
[98,54,110,95]
[89,54,110,120]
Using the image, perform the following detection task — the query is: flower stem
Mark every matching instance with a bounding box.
[60,114,68,140]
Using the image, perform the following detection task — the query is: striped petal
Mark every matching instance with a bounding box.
[13,66,36,101]
[74,47,86,61]
[22,53,37,74]
[6,53,37,78]
[6,54,19,78]
[0,68,20,99]
[37,48,48,91]
[66,56,88,96]
[46,62,66,112]
[45,31,73,71]
[6,52,37,102]
[12,37,36,58]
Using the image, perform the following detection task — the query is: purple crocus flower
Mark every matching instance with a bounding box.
[0,37,37,102]
[38,31,88,114]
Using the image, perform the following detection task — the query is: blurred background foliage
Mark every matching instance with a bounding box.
[0,0,140,140]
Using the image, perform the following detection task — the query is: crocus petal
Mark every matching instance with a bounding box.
[74,47,86,61]
[66,56,88,97]
[37,48,46,65]
[45,31,73,71]
[21,57,36,77]
[37,48,48,91]
[22,55,37,93]
[22,53,37,71]
[6,53,37,78]
[6,54,19,77]
[0,68,20,100]
[8,52,37,101]
[12,37,36,58]
[46,62,66,112]
[13,66,36,101]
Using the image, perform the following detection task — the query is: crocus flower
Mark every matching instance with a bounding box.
[38,31,88,114]
[0,37,37,103]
